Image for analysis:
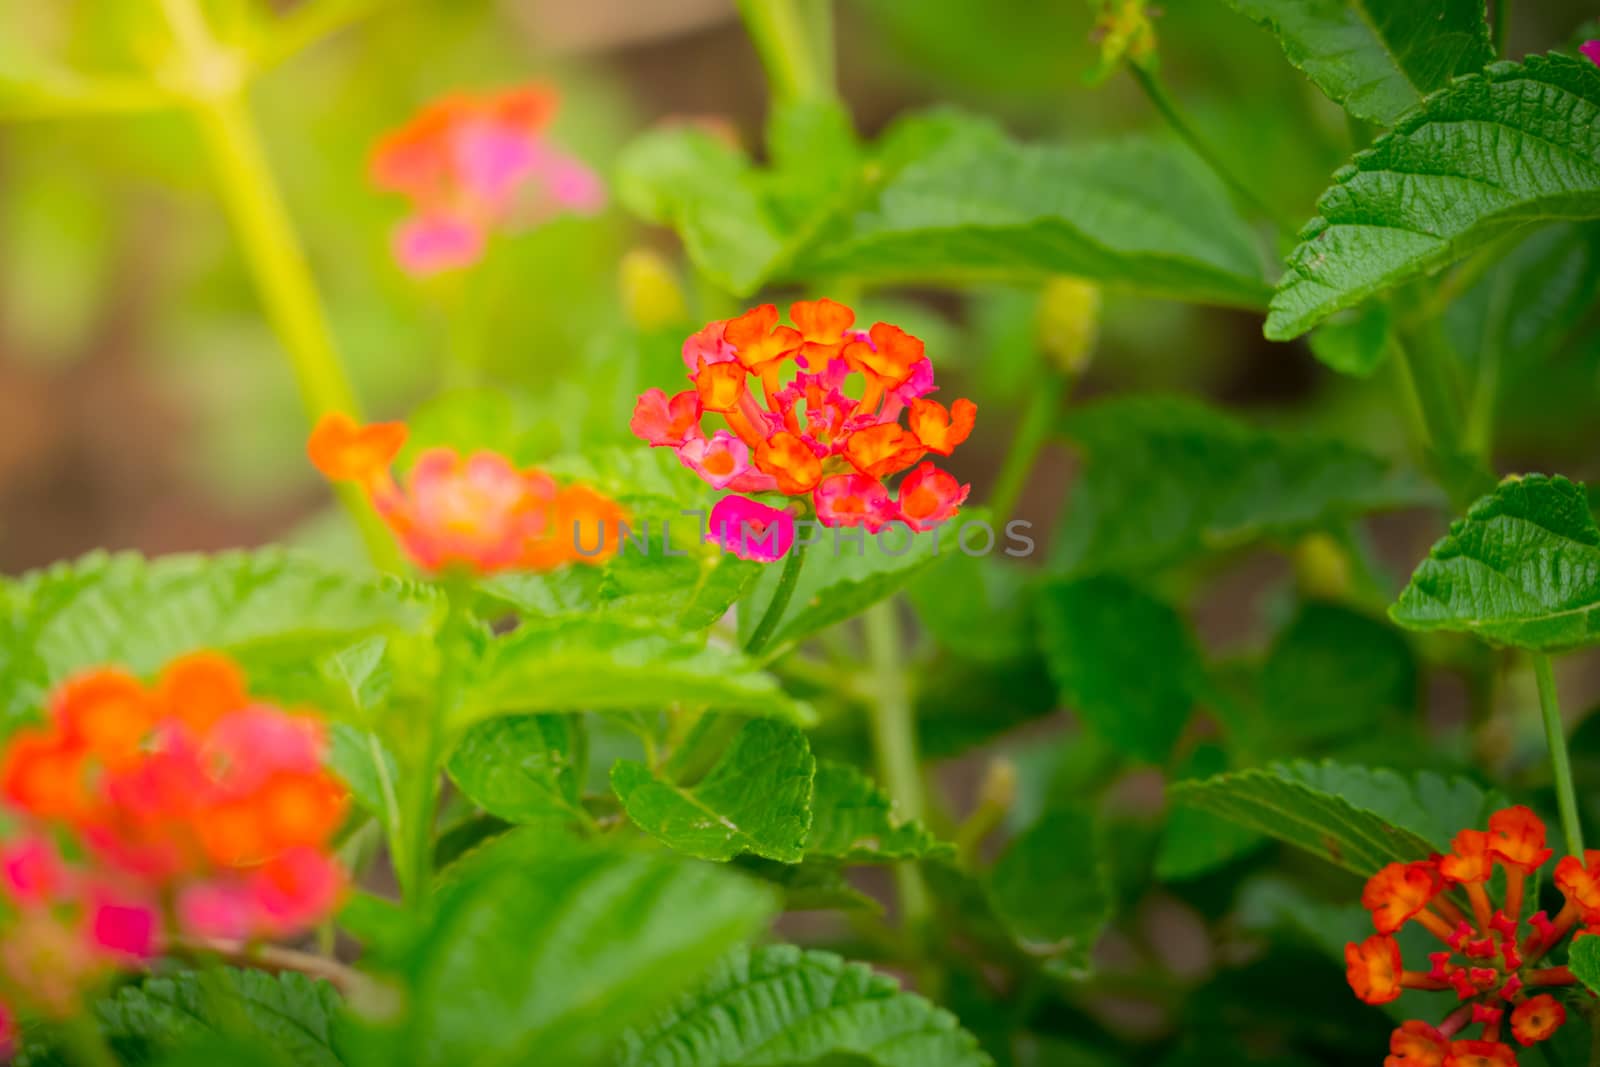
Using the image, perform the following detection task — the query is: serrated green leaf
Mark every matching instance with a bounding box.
[794,131,1271,308]
[1390,474,1600,650]
[1266,54,1600,339]
[0,550,441,724]
[446,714,589,825]
[988,808,1111,980]
[94,968,347,1066]
[1570,935,1600,995]
[1036,576,1199,764]
[807,761,954,862]
[1054,395,1431,574]
[613,719,814,862]
[402,838,776,1067]
[1170,760,1502,875]
[619,944,992,1067]
[454,618,811,729]
[1221,0,1492,126]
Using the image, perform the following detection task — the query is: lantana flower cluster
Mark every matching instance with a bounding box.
[1346,806,1588,1065]
[310,412,628,574]
[371,83,604,276]
[0,653,348,1024]
[631,300,975,560]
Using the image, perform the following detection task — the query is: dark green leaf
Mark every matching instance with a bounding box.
[1054,395,1431,574]
[907,555,1035,664]
[1155,745,1269,881]
[734,857,882,912]
[455,618,811,728]
[807,761,955,862]
[1390,474,1600,650]
[794,127,1271,309]
[1170,760,1502,875]
[1266,54,1600,339]
[619,944,992,1067]
[446,714,589,825]
[1036,576,1199,764]
[402,838,777,1066]
[988,808,1111,980]
[612,718,814,862]
[1261,601,1417,742]
[1221,0,1492,126]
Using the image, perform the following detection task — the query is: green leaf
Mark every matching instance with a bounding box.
[1036,576,1200,764]
[733,857,882,912]
[737,513,993,650]
[1261,601,1417,742]
[1390,474,1600,650]
[1266,54,1600,340]
[0,550,440,724]
[94,968,347,1066]
[446,714,589,825]
[1221,0,1492,126]
[1307,303,1392,378]
[619,944,993,1067]
[1170,760,1502,875]
[807,761,955,862]
[907,555,1035,664]
[400,838,776,1067]
[1570,935,1600,995]
[988,808,1111,980]
[794,128,1271,309]
[454,617,811,729]
[1155,744,1269,882]
[612,719,814,863]
[1054,395,1431,574]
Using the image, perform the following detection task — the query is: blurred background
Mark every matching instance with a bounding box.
[1,0,1587,578]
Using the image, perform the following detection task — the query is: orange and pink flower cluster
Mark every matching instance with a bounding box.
[0,653,348,1021]
[371,83,603,276]
[1345,806,1588,1065]
[310,412,628,574]
[631,300,975,559]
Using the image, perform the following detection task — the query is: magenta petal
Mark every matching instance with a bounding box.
[1583,41,1600,68]
[394,214,485,276]
[706,495,795,562]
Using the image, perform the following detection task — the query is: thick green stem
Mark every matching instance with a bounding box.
[745,538,811,656]
[1534,655,1585,857]
[160,0,402,571]
[989,375,1069,521]
[736,0,834,103]
[864,602,932,930]
[1129,65,1298,236]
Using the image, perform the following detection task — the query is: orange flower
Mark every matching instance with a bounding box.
[1363,861,1444,934]
[1387,1021,1448,1067]
[51,670,154,770]
[695,358,749,413]
[1439,830,1494,884]
[1555,852,1600,915]
[790,297,856,361]
[308,413,626,575]
[1488,807,1553,873]
[843,322,926,387]
[909,397,977,455]
[1444,1040,1517,1067]
[1510,994,1564,1047]
[725,304,803,377]
[307,413,407,483]
[756,432,824,494]
[842,423,925,479]
[1347,934,1403,1004]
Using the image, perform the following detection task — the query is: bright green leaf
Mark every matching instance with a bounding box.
[1170,760,1502,875]
[1221,0,1492,126]
[1036,576,1199,764]
[612,719,814,863]
[1390,474,1600,650]
[619,944,992,1067]
[1570,935,1600,995]
[795,130,1271,309]
[447,715,589,825]
[401,839,776,1066]
[0,550,441,724]
[988,808,1111,980]
[1054,395,1431,574]
[1307,303,1392,378]
[1266,54,1600,340]
[807,761,954,862]
[454,618,811,729]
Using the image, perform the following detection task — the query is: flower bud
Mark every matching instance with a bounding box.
[1035,277,1101,377]
[620,248,688,331]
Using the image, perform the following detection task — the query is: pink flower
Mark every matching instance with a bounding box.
[394,213,485,277]
[178,879,256,940]
[631,388,703,448]
[88,896,157,960]
[676,430,752,489]
[384,449,558,572]
[706,495,795,562]
[203,707,326,795]
[0,835,66,906]
[814,473,899,532]
[896,462,970,532]
[682,320,737,372]
[250,848,345,936]
[1583,41,1600,67]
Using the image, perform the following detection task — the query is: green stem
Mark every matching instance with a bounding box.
[863,602,932,930]
[1129,65,1298,236]
[1391,331,1466,459]
[397,726,442,909]
[159,0,402,571]
[744,538,811,656]
[989,374,1069,521]
[1534,654,1584,857]
[1493,0,1511,56]
[735,0,834,103]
